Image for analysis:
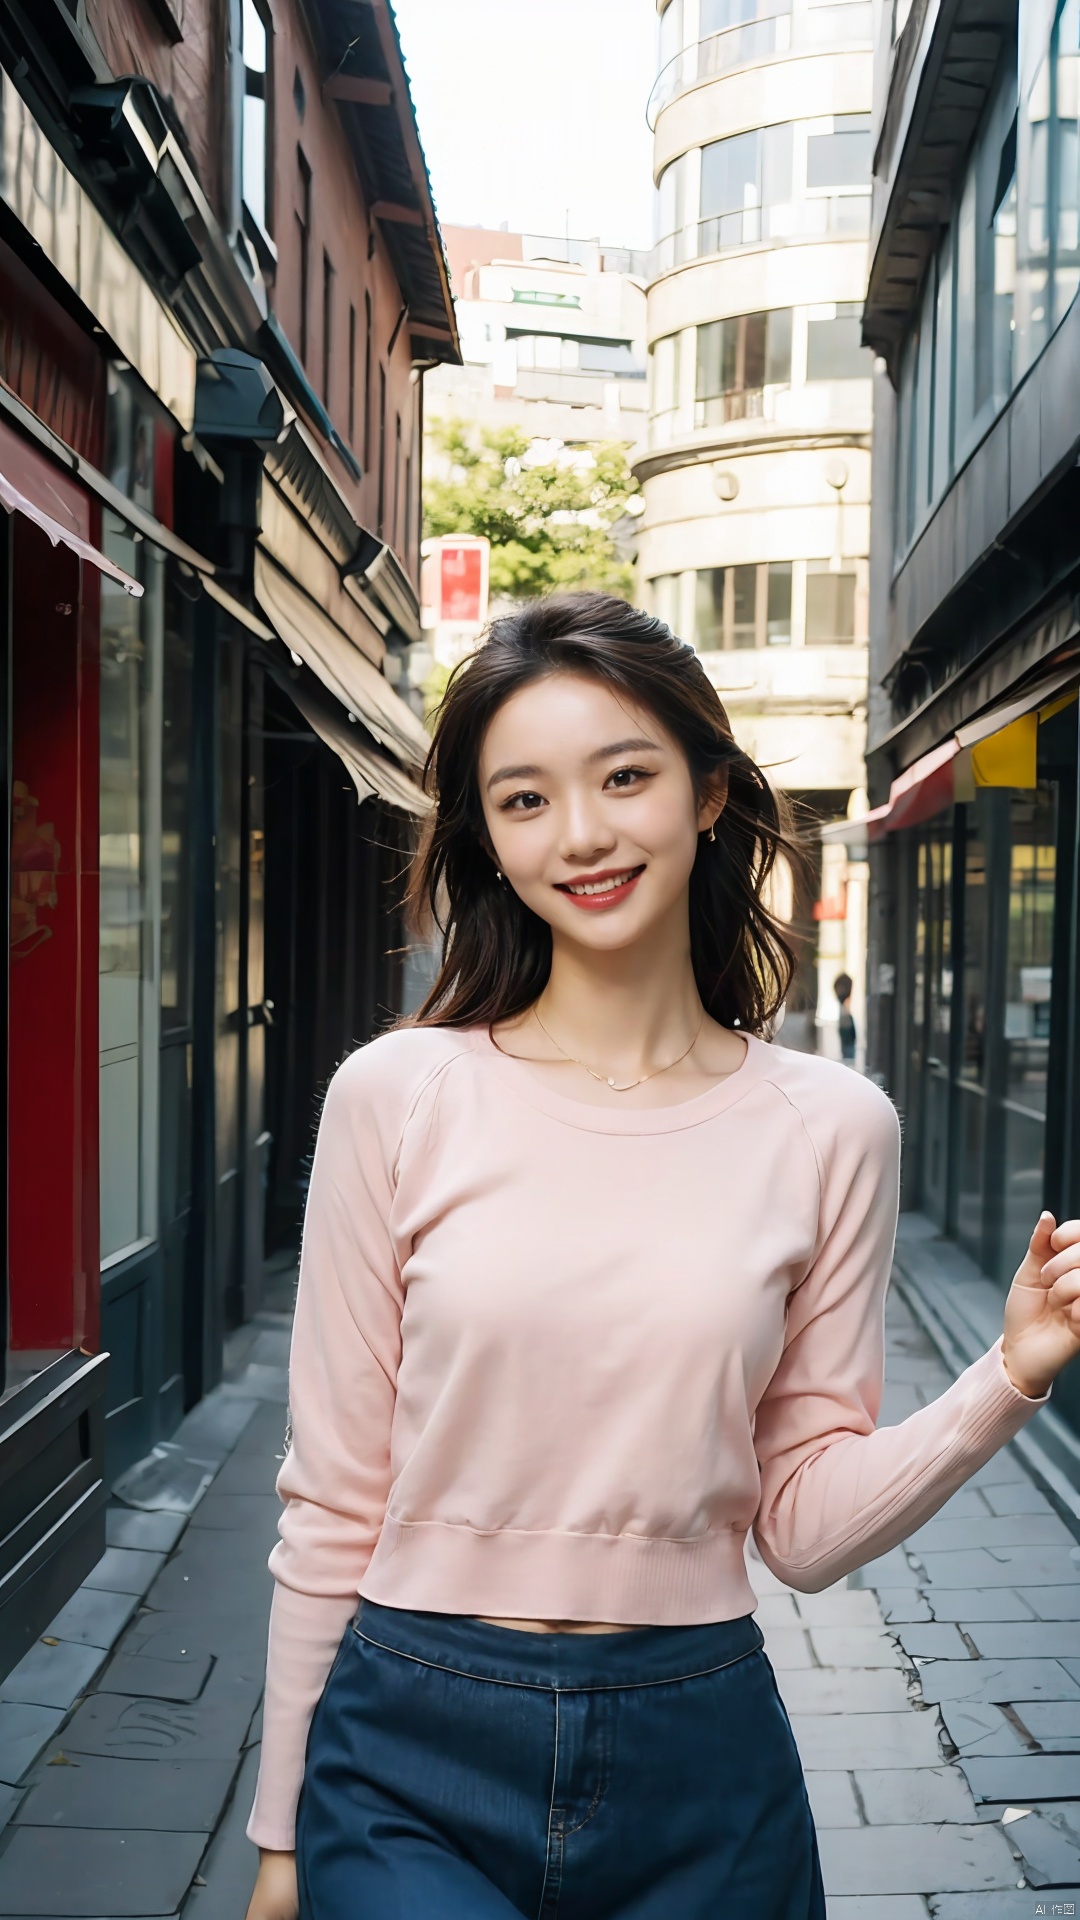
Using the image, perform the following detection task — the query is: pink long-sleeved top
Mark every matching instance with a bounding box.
[248,1024,1048,1849]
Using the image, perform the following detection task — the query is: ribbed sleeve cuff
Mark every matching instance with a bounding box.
[960,1337,1051,1451]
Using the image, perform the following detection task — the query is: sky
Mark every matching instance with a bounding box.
[392,0,658,250]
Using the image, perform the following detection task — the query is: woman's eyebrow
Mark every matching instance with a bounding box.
[586,735,662,763]
[486,762,544,789]
[486,737,663,791]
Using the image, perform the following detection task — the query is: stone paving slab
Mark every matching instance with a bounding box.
[184,1493,281,1534]
[962,1754,1080,1802]
[918,1549,1080,1589]
[13,1756,237,1830]
[57,1665,260,1764]
[937,1699,1034,1756]
[809,1627,905,1667]
[0,1641,106,1711]
[1008,1805,1080,1889]
[918,1659,1080,1704]
[854,1765,979,1824]
[105,1511,186,1555]
[879,1588,935,1623]
[1012,1701,1080,1749]
[816,1821,1020,1895]
[42,1590,140,1650]
[83,1550,167,1598]
[0,1828,207,1915]
[182,1745,261,1920]
[828,1901,930,1918]
[0,1708,66,1787]
[894,1623,970,1659]
[789,1710,945,1769]
[805,1770,862,1828]
[983,1484,1059,1516]
[94,1652,213,1703]
[929,1898,1058,1918]
[966,1624,1080,1660]
[777,1668,914,1713]
[910,1516,1076,1553]
[1021,1589,1080,1621]
[922,1590,1038,1622]
[792,1590,886,1627]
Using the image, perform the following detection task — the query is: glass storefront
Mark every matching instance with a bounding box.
[899,713,1075,1291]
[98,514,163,1266]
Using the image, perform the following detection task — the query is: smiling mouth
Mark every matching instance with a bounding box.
[556,865,645,903]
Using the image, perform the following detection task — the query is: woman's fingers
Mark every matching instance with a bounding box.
[1049,1217,1080,1252]
[1040,1238,1080,1286]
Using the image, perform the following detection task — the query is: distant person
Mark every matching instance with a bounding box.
[834,970,857,1062]
[246,593,1080,1920]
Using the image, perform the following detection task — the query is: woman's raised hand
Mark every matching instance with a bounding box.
[245,1851,298,1920]
[1002,1213,1080,1401]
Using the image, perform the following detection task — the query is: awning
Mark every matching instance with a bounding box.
[864,663,1079,841]
[0,418,143,596]
[284,680,430,818]
[254,549,430,772]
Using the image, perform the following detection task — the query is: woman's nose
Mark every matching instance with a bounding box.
[558,791,616,862]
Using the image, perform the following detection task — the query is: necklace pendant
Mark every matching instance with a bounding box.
[607,1076,618,1088]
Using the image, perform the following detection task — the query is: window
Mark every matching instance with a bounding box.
[363,292,373,471]
[322,250,333,409]
[659,0,684,67]
[655,150,695,265]
[579,339,640,374]
[394,412,402,547]
[701,0,785,28]
[297,148,312,365]
[651,573,681,632]
[377,363,387,535]
[651,333,682,416]
[806,302,872,378]
[806,114,872,189]
[696,308,792,422]
[99,515,164,1266]
[348,303,357,443]
[694,562,794,648]
[889,17,1080,555]
[241,0,271,235]
[805,562,856,642]
[767,562,793,642]
[699,123,793,250]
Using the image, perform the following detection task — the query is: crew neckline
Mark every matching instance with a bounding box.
[465,1023,768,1134]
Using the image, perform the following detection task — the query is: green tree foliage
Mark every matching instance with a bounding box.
[424,419,640,601]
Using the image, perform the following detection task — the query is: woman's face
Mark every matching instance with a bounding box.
[478,670,720,953]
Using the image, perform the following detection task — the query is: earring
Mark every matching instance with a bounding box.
[707,823,716,843]
[495,869,505,885]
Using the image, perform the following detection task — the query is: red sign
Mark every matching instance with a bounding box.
[440,543,484,623]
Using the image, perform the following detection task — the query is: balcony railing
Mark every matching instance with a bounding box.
[652,192,871,276]
[647,3,874,127]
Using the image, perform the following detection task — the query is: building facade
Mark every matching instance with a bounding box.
[425,227,650,456]
[864,0,1080,1433]
[639,0,876,1046]
[0,0,456,1676]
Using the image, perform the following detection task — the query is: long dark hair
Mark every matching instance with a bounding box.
[405,591,802,1035]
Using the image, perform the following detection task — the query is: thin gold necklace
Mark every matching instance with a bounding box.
[530,1003,706,1093]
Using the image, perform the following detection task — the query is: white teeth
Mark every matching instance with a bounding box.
[565,869,639,896]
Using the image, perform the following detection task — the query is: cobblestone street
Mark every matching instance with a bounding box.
[0,1259,1075,1918]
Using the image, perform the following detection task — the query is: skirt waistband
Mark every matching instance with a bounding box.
[352,1599,764,1692]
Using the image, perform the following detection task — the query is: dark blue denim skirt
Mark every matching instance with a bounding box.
[296,1600,825,1920]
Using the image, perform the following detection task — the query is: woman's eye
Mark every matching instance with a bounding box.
[606,766,652,790]
[502,790,546,812]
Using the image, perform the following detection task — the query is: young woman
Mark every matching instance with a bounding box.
[246,592,1080,1920]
